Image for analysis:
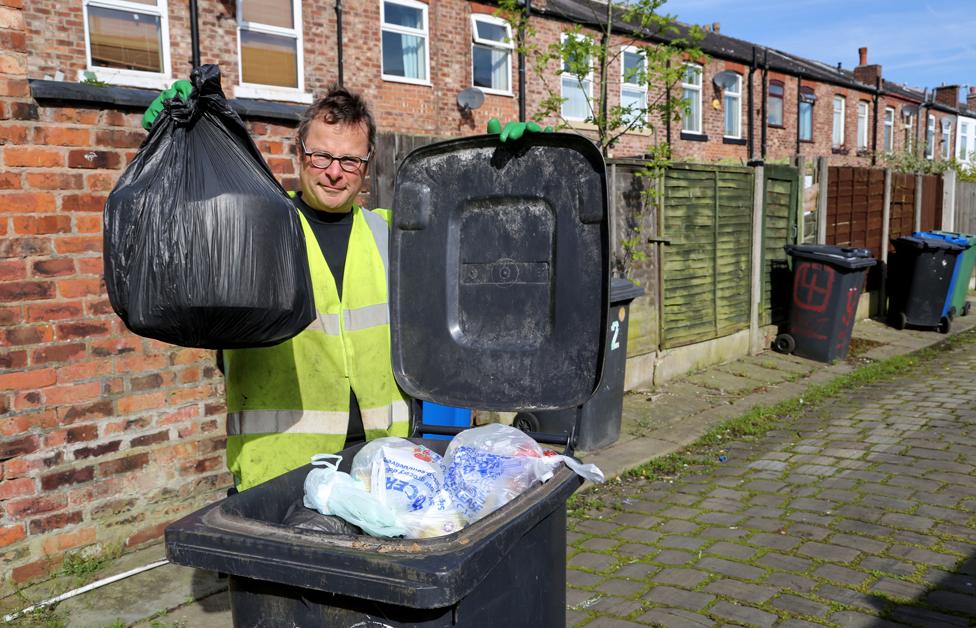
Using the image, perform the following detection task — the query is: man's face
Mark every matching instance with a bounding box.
[298,119,370,214]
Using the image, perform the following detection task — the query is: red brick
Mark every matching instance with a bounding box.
[90,337,139,357]
[13,390,40,410]
[0,280,54,301]
[77,257,103,276]
[167,383,214,405]
[26,301,83,321]
[12,214,71,235]
[55,360,111,384]
[53,236,102,254]
[41,526,96,555]
[0,434,39,460]
[10,103,37,121]
[25,172,83,190]
[31,257,75,277]
[56,320,111,339]
[117,391,165,415]
[67,149,120,169]
[95,129,144,149]
[98,452,149,476]
[31,342,86,364]
[182,455,223,475]
[12,557,59,583]
[0,523,25,548]
[0,349,27,370]
[0,237,52,257]
[73,440,121,460]
[86,173,117,191]
[130,373,164,391]
[0,258,25,280]
[50,109,101,125]
[130,430,169,448]
[4,324,54,345]
[0,172,20,189]
[0,124,28,144]
[4,493,66,518]
[90,497,136,519]
[75,214,102,233]
[40,466,94,491]
[61,193,106,212]
[126,521,168,547]
[0,367,55,390]
[116,352,168,374]
[0,78,28,98]
[177,367,201,384]
[0,192,56,213]
[3,147,61,167]
[66,424,98,444]
[43,381,101,405]
[60,399,114,424]
[29,511,83,534]
[34,127,91,146]
[171,348,211,365]
[0,477,35,501]
[57,277,102,298]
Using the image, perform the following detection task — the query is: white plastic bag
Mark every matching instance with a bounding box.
[303,454,406,538]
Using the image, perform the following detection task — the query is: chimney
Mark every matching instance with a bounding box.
[934,85,960,108]
[968,86,976,112]
[712,22,720,33]
[853,45,881,85]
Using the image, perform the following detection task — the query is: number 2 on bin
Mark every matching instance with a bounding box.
[610,321,620,351]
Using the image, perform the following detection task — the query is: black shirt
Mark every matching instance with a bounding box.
[292,194,365,444]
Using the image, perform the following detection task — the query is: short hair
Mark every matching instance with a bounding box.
[296,84,376,154]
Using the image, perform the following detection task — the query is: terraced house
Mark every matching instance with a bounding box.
[0,0,973,589]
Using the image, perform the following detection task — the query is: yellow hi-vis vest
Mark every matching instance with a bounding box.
[223,204,409,490]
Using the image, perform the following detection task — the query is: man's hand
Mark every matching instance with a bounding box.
[486,118,553,142]
[141,80,193,131]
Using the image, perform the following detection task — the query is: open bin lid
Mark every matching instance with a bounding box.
[894,235,965,252]
[913,231,973,248]
[390,134,609,412]
[784,244,877,270]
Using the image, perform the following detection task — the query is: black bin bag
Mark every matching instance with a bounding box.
[103,65,314,349]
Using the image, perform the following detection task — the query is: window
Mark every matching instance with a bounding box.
[883,107,895,152]
[722,73,742,138]
[798,87,815,141]
[832,96,845,147]
[925,114,936,159]
[81,0,171,88]
[471,15,512,94]
[561,33,592,121]
[959,120,973,163]
[381,0,429,83]
[856,101,869,150]
[941,118,953,160]
[620,47,647,126]
[681,64,702,134]
[767,80,784,127]
[237,0,305,98]
[903,110,914,153]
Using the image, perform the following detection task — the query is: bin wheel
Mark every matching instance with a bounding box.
[773,333,796,354]
[893,311,907,330]
[948,306,957,321]
[964,302,972,317]
[938,317,951,334]
[513,412,540,432]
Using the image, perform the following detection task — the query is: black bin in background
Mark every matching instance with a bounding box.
[888,235,965,334]
[166,133,611,627]
[773,244,876,363]
[516,277,644,451]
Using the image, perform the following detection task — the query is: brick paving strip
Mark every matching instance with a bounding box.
[567,331,976,627]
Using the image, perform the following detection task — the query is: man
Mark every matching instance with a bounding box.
[144,84,409,490]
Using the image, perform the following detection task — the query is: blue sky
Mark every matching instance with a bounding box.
[662,0,976,100]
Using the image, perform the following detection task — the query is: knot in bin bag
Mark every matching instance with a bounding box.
[103,64,314,348]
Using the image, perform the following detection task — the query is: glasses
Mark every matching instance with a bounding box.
[300,139,372,173]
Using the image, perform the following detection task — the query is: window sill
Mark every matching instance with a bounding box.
[680,131,708,142]
[382,75,433,87]
[478,88,515,98]
[831,146,850,155]
[722,137,746,145]
[856,148,871,157]
[799,139,814,144]
[234,84,314,104]
[75,68,173,91]
[768,123,785,129]
[30,79,305,123]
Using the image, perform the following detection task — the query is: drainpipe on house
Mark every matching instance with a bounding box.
[795,79,802,156]
[189,0,201,67]
[335,0,344,86]
[747,47,756,161]
[871,76,880,165]
[665,58,672,150]
[761,50,768,160]
[518,0,531,122]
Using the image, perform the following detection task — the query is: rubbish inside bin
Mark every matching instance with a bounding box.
[297,426,604,539]
[281,498,363,535]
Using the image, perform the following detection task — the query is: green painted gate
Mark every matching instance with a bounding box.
[661,164,753,349]
[762,164,800,326]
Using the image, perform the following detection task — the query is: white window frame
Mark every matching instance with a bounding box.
[958,119,973,164]
[941,119,953,160]
[883,107,895,152]
[903,112,914,153]
[798,87,815,142]
[560,32,593,122]
[832,95,845,147]
[723,73,742,139]
[80,0,173,90]
[380,0,431,86]
[681,63,703,135]
[619,45,647,127]
[470,14,513,96]
[925,114,936,159]
[856,101,869,150]
[235,0,311,103]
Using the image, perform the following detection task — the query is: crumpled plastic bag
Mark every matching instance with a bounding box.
[443,423,604,523]
[281,497,363,536]
[303,454,405,538]
[103,64,314,349]
[350,438,465,538]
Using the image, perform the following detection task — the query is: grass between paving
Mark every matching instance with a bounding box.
[568,327,976,516]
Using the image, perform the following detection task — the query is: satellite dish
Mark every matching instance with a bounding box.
[457,87,485,112]
[712,70,739,91]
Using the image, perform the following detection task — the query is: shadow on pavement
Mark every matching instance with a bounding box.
[865,551,976,627]
[191,569,230,613]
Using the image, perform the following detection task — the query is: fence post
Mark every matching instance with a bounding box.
[750,164,765,355]
[942,169,957,231]
[913,174,923,232]
[816,157,828,244]
[794,156,806,244]
[609,162,618,266]
[881,169,892,264]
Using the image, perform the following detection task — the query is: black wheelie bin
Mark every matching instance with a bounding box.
[165,133,611,627]
[773,244,876,362]
[888,235,966,333]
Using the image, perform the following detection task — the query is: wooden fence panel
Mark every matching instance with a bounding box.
[888,173,916,250]
[367,131,439,209]
[662,165,753,348]
[957,180,976,235]
[762,165,799,326]
[826,166,885,258]
[919,174,943,232]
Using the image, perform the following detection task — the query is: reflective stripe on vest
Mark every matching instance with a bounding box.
[226,397,409,435]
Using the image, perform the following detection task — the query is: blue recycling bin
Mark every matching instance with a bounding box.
[420,402,471,439]
[912,231,973,319]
